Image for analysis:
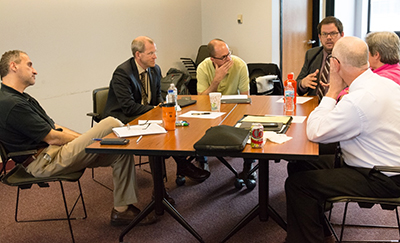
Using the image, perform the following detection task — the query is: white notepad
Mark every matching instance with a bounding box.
[112,123,167,138]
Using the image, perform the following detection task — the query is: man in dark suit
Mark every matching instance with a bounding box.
[104,37,163,123]
[104,37,210,202]
[296,16,344,100]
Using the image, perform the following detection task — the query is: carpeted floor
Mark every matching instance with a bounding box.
[1,156,399,243]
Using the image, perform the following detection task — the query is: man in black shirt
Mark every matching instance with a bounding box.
[0,50,155,226]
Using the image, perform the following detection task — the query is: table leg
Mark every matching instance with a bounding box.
[219,159,287,243]
[119,156,204,243]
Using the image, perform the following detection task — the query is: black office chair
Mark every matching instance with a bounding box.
[180,45,209,95]
[86,87,160,191]
[248,63,284,95]
[0,141,87,243]
[86,87,114,191]
[324,165,400,242]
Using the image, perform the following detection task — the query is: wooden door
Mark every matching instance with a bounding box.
[281,0,314,80]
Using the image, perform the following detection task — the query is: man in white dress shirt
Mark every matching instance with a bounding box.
[285,36,400,243]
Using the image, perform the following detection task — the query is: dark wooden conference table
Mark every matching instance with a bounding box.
[85,95,319,243]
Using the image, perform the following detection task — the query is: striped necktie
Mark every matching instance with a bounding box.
[317,55,331,102]
[140,71,148,105]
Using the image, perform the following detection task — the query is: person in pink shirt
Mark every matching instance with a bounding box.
[337,31,400,100]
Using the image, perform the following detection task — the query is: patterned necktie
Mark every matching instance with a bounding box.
[140,71,148,105]
[317,55,331,102]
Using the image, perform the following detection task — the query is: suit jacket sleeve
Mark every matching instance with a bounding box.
[296,47,323,96]
[110,62,154,118]
[149,65,164,105]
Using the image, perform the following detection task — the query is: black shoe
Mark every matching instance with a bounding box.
[110,205,157,226]
[177,162,210,182]
[239,161,257,180]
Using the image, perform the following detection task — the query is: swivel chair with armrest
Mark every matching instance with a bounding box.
[325,165,400,242]
[248,63,284,96]
[0,141,87,243]
[180,45,209,95]
[87,87,165,191]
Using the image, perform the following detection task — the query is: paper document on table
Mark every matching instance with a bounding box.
[246,131,293,144]
[241,115,292,124]
[291,116,307,123]
[179,111,225,119]
[112,123,167,138]
[276,96,313,104]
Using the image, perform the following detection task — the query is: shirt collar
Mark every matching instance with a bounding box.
[135,59,147,75]
[348,69,373,92]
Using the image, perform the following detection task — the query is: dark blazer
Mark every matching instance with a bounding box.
[296,46,324,96]
[104,57,164,124]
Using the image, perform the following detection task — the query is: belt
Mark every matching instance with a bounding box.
[22,147,47,168]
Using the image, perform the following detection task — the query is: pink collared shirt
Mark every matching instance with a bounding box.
[337,63,400,101]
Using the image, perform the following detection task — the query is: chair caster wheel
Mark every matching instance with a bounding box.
[234,178,244,189]
[175,175,186,186]
[245,179,256,190]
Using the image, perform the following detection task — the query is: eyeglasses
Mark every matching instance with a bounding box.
[213,51,231,61]
[328,55,340,64]
[320,32,340,38]
[142,51,157,56]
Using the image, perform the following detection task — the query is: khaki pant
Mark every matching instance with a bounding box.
[27,117,137,207]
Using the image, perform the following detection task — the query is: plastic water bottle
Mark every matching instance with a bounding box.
[284,73,297,104]
[166,84,175,104]
[284,81,295,112]
[166,83,181,111]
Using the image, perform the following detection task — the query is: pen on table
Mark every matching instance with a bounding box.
[136,135,143,143]
[192,112,211,115]
[92,138,102,141]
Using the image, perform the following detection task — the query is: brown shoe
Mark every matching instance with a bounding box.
[111,205,157,226]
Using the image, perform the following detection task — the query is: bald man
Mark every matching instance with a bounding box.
[285,36,400,243]
[196,39,249,95]
[195,39,255,179]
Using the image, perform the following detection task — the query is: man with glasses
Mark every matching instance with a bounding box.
[196,39,255,181]
[296,16,344,101]
[197,39,249,95]
[285,36,400,243]
[104,36,211,207]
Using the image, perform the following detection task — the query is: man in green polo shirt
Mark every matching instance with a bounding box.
[196,39,255,181]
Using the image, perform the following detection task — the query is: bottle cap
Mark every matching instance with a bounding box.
[287,73,294,80]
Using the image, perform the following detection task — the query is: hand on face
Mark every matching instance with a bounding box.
[326,56,346,98]
[301,69,319,90]
[214,59,233,82]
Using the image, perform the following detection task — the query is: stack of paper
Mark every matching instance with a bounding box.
[112,123,167,138]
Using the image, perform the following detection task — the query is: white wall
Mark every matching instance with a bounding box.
[335,0,356,37]
[0,0,202,133]
[0,0,279,133]
[201,0,279,64]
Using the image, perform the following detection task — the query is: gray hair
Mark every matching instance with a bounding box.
[131,36,154,57]
[366,31,400,65]
[0,50,27,79]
